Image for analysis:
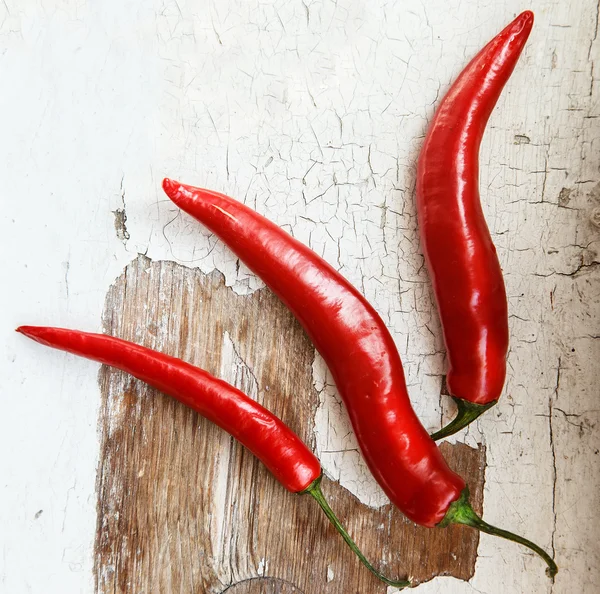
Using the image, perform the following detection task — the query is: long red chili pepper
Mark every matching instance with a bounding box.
[416,11,534,440]
[16,325,410,589]
[161,178,557,576]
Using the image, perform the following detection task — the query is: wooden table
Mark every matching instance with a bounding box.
[1,1,598,593]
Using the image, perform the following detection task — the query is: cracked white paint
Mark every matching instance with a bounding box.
[1,1,598,593]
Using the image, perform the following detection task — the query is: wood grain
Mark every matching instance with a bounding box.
[94,255,486,594]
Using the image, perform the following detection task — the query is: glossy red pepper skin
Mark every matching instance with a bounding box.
[162,178,466,527]
[17,325,320,493]
[416,12,533,412]
[17,325,413,588]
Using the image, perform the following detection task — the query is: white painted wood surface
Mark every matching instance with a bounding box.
[1,1,598,592]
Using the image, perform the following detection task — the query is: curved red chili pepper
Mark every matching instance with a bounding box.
[16,325,410,588]
[416,11,534,439]
[162,178,466,528]
[161,177,557,577]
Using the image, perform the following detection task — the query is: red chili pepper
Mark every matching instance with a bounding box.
[163,178,466,527]
[161,178,557,576]
[16,325,410,588]
[416,11,534,439]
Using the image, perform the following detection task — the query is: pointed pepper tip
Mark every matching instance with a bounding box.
[515,10,534,33]
[162,177,178,197]
[16,325,43,342]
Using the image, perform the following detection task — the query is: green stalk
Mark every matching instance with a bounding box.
[430,397,497,441]
[440,488,558,578]
[302,476,411,589]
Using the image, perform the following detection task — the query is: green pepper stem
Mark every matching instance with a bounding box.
[430,397,497,441]
[302,476,411,589]
[440,488,557,578]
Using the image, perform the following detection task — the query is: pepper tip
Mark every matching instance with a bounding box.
[517,10,534,30]
[162,177,177,197]
[16,326,40,341]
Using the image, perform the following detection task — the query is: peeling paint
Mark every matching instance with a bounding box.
[2,1,599,593]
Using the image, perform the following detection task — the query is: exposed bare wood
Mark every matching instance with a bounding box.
[94,255,485,594]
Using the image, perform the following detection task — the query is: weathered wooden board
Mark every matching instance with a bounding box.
[3,1,599,593]
[95,256,485,593]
